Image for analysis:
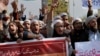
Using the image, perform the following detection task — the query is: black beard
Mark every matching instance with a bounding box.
[74,28,83,33]
[89,27,97,33]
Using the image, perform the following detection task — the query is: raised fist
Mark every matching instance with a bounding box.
[11,0,18,11]
[51,0,59,9]
[0,0,9,6]
[3,0,9,6]
[88,0,92,7]
[42,5,48,14]
[21,4,26,12]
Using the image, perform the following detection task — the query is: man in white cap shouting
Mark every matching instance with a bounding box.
[85,16,100,41]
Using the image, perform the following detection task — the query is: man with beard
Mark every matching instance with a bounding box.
[70,18,89,56]
[85,16,100,41]
[23,20,44,40]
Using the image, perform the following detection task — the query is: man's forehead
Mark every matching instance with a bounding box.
[90,19,97,22]
[31,21,39,24]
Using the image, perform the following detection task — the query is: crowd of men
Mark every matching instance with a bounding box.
[0,0,100,56]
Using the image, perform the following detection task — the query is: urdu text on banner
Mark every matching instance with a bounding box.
[0,37,68,56]
[75,41,100,56]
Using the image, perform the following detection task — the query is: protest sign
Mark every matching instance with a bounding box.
[75,41,100,56]
[0,37,68,56]
[82,0,100,9]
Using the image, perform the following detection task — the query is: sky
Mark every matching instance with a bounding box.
[69,0,98,18]
[7,0,42,19]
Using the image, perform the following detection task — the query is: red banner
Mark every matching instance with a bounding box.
[0,37,68,56]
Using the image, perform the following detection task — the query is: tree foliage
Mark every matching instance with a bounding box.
[48,0,68,16]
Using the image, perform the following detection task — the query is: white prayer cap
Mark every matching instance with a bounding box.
[19,21,24,28]
[31,19,39,24]
[60,12,68,17]
[20,21,24,25]
[39,21,44,24]
[24,19,31,24]
[51,19,63,29]
[54,15,62,20]
[85,16,97,25]
[73,18,82,23]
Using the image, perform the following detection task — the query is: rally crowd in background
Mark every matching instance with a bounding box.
[0,0,100,56]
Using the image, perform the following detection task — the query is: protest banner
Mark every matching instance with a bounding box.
[82,0,100,9]
[0,37,68,56]
[75,41,100,56]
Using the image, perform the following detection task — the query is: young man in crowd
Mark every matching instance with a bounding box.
[23,20,31,32]
[22,20,44,40]
[8,22,19,41]
[70,18,89,56]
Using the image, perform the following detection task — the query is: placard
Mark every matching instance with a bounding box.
[75,41,100,56]
[0,37,68,56]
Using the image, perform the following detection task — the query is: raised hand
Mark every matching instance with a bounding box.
[88,0,92,7]
[52,0,59,5]
[11,0,18,11]
[42,5,48,15]
[51,0,59,10]
[21,4,26,12]
[88,0,91,2]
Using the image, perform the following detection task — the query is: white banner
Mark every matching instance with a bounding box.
[75,41,100,56]
[82,0,100,9]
